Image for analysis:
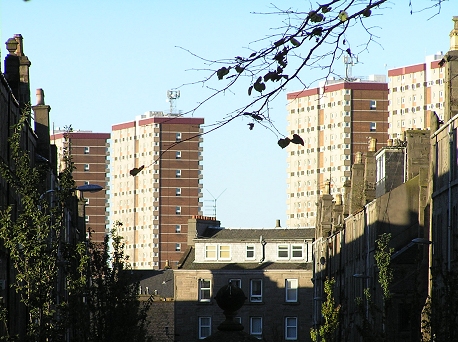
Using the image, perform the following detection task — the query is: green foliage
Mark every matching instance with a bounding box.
[310,277,340,342]
[374,233,394,300]
[0,112,151,341]
[0,111,75,341]
[353,233,394,341]
[85,221,153,342]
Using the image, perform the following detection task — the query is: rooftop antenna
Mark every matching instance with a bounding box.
[343,53,359,81]
[206,188,227,218]
[166,90,180,114]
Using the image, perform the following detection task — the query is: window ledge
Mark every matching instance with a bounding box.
[197,301,213,305]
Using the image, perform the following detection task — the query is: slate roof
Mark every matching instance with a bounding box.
[128,269,174,298]
[198,227,315,241]
[178,247,312,271]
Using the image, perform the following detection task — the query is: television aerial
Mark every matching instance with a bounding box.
[205,188,227,218]
[166,90,180,114]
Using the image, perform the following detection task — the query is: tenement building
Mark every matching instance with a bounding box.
[111,111,204,270]
[286,77,389,228]
[175,216,314,341]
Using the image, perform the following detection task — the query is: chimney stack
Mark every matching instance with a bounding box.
[4,34,31,116]
[33,88,52,164]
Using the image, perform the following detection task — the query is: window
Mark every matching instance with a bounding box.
[370,100,377,110]
[246,245,255,259]
[84,146,90,154]
[176,169,181,178]
[199,317,211,339]
[370,122,376,132]
[84,164,90,171]
[291,245,303,259]
[205,245,217,259]
[285,317,298,340]
[199,279,211,302]
[250,317,263,339]
[218,245,231,260]
[176,151,181,159]
[250,279,262,302]
[85,215,89,223]
[176,206,181,215]
[278,245,289,259]
[285,279,298,302]
[175,224,181,233]
[176,132,182,142]
[176,188,181,196]
[229,279,241,288]
[175,243,181,251]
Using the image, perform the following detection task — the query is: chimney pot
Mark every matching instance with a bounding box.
[36,88,45,105]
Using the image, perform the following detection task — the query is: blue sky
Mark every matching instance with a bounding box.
[1,0,455,228]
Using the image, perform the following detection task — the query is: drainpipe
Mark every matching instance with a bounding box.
[365,205,370,320]
[259,236,266,264]
[448,125,453,272]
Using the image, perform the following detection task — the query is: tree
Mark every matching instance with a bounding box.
[0,110,77,341]
[0,111,152,341]
[310,277,340,342]
[84,221,153,342]
[176,0,448,148]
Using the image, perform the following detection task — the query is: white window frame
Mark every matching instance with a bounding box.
[84,146,90,154]
[176,187,181,196]
[176,169,181,178]
[176,132,182,142]
[250,279,262,302]
[176,206,181,215]
[277,245,289,259]
[205,245,217,260]
[218,245,231,260]
[84,164,90,171]
[198,317,211,339]
[291,245,303,259]
[175,243,181,251]
[175,224,181,233]
[246,245,255,260]
[176,151,181,159]
[370,100,377,110]
[250,317,263,339]
[198,279,211,302]
[285,317,298,340]
[285,279,298,303]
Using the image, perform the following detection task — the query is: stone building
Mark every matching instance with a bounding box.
[427,16,458,339]
[313,129,430,341]
[174,216,315,341]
